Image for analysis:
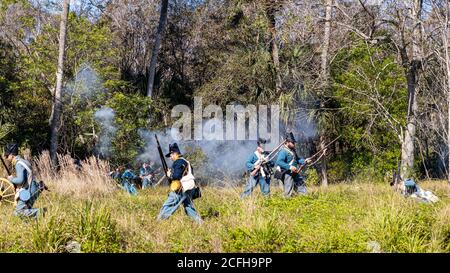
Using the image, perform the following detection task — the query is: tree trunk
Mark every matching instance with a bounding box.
[318,0,332,187]
[49,0,70,167]
[399,0,422,185]
[444,0,450,188]
[146,0,169,98]
[321,0,332,85]
[400,71,418,180]
[265,0,282,95]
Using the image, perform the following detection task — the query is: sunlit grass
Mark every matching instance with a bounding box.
[0,153,448,253]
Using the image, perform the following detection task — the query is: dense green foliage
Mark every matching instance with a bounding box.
[331,41,407,180]
[0,0,449,181]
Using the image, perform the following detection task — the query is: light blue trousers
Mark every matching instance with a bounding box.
[142,178,152,189]
[122,181,137,196]
[158,191,202,223]
[241,175,270,198]
[283,173,307,198]
[14,181,41,219]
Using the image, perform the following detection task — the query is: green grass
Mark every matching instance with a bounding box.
[0,180,448,253]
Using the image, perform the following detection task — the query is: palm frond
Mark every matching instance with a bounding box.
[0,122,15,143]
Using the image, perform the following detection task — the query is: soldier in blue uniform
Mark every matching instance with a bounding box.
[121,164,138,196]
[157,143,202,223]
[5,144,44,218]
[109,166,122,181]
[139,161,155,189]
[275,133,312,198]
[241,138,274,198]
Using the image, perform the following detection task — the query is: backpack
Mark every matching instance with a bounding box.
[180,159,196,192]
[404,179,417,195]
[180,158,201,199]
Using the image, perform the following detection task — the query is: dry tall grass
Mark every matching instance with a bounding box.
[32,151,116,199]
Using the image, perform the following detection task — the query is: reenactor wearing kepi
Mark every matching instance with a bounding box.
[241,138,274,198]
[276,133,312,198]
[5,144,45,218]
[157,143,202,223]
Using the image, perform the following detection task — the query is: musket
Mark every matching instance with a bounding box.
[265,139,288,162]
[1,155,11,176]
[254,139,287,166]
[308,135,341,162]
[155,135,171,183]
[251,139,287,177]
[293,135,341,173]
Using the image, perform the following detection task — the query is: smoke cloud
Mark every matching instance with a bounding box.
[94,107,117,158]
[62,63,118,158]
[138,128,259,185]
[137,112,317,186]
[64,63,105,102]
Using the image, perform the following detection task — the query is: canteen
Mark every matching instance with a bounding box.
[18,188,31,202]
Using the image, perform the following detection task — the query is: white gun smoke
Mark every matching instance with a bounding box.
[64,64,105,101]
[94,107,117,158]
[137,113,317,185]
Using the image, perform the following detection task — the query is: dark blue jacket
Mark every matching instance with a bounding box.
[276,148,305,170]
[170,158,191,180]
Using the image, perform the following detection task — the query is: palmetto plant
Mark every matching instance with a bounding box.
[0,122,14,145]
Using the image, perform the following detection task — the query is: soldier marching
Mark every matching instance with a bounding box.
[1,132,327,222]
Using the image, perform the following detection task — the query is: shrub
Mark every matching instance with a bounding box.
[222,218,286,252]
[74,202,123,252]
[32,214,72,252]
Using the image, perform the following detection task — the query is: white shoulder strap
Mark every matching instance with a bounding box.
[254,151,264,160]
[283,147,295,166]
[180,158,192,176]
[254,151,268,177]
[186,161,192,176]
[16,160,34,185]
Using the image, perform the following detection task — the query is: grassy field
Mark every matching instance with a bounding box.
[1,164,449,253]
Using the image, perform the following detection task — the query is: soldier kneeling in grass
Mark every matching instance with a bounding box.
[5,143,46,219]
[121,164,138,196]
[157,143,202,224]
[140,161,156,189]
